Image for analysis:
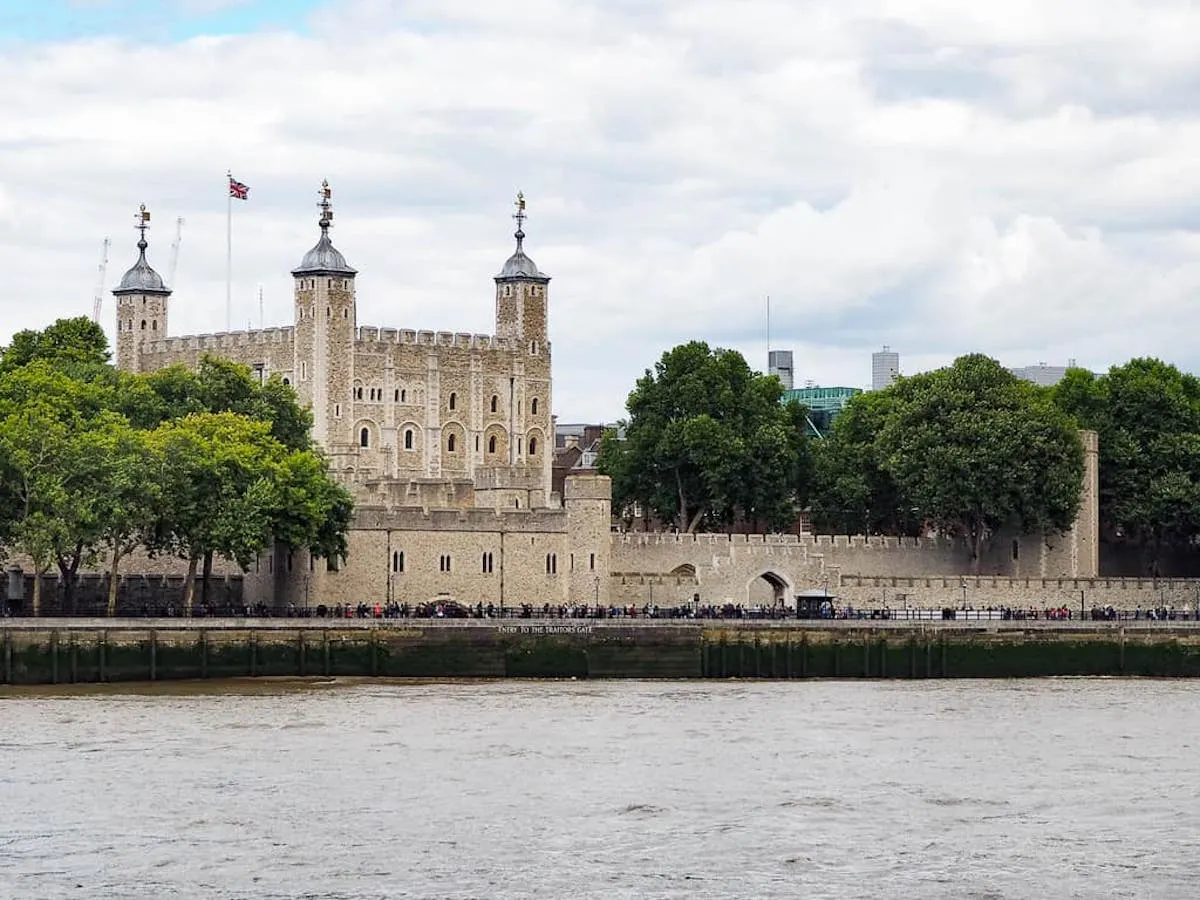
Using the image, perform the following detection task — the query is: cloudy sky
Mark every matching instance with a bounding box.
[3,0,1199,422]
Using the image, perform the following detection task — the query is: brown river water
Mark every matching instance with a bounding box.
[1,678,1198,899]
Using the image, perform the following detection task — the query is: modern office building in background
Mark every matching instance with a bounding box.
[782,385,862,438]
[768,350,794,390]
[871,345,900,391]
[1007,361,1078,387]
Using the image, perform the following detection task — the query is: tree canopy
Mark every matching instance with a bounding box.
[0,320,350,613]
[597,341,811,532]
[810,355,1084,569]
[1053,358,1200,570]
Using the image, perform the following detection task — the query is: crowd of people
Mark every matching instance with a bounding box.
[15,598,1200,622]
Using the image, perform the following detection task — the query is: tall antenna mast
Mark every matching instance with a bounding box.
[258,283,264,330]
[167,216,185,288]
[766,295,771,354]
[92,237,110,323]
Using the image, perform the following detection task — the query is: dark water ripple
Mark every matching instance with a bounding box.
[1,679,1199,899]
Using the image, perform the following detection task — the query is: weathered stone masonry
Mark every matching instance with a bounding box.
[100,189,1186,613]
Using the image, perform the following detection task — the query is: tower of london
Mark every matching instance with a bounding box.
[105,183,1104,614]
[111,185,613,610]
[114,185,555,512]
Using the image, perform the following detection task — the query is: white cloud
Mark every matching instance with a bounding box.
[1,0,1199,422]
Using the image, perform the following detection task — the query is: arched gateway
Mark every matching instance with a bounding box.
[747,571,791,607]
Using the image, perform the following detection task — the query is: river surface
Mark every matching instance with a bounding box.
[1,678,1198,899]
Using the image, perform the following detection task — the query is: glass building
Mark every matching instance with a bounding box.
[782,386,862,438]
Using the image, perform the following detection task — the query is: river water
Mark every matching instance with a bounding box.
[1,678,1197,899]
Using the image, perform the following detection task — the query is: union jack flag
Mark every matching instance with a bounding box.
[228,177,250,200]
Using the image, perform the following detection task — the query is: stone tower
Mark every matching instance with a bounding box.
[565,473,613,606]
[291,181,357,451]
[493,193,553,486]
[113,205,171,373]
[494,192,550,349]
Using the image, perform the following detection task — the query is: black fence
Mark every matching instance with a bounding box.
[2,572,244,618]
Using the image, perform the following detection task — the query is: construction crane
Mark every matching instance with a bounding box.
[167,216,185,289]
[91,237,110,323]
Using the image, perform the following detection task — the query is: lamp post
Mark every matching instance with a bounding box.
[960,577,967,609]
[593,575,600,609]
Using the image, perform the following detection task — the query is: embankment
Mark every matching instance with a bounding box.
[4,619,1200,684]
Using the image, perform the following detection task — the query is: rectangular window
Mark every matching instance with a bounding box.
[327,555,340,572]
[589,553,595,571]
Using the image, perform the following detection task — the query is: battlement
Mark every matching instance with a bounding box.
[564,473,612,502]
[614,532,957,550]
[142,327,296,355]
[353,504,568,533]
[616,532,803,546]
[356,326,518,352]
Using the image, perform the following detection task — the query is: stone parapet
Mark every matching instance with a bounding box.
[354,327,522,352]
[142,326,296,355]
[351,504,568,533]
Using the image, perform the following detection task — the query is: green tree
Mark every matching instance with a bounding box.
[878,354,1084,571]
[0,363,128,612]
[271,451,355,563]
[1055,358,1200,571]
[129,357,312,450]
[145,414,278,611]
[598,341,810,532]
[145,412,349,611]
[0,400,70,613]
[87,422,159,616]
[809,389,913,535]
[0,317,110,378]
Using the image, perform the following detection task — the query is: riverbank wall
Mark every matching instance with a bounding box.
[4,620,1200,684]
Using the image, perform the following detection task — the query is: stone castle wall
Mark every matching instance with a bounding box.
[263,478,610,611]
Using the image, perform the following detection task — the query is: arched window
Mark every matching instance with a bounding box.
[449,392,457,411]
[282,377,290,386]
[355,387,363,400]
[447,434,456,452]
[360,427,369,448]
[392,550,404,573]
[140,320,146,330]
[394,389,399,402]
[488,435,496,453]
[404,429,413,450]
[490,395,498,413]
[401,389,406,402]
[529,437,538,455]
[326,306,331,318]
[151,320,157,330]
[531,398,538,414]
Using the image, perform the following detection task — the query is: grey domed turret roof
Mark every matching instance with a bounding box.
[112,236,170,296]
[495,230,550,283]
[292,226,357,277]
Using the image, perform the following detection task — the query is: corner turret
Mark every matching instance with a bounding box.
[292,180,357,449]
[113,204,171,373]
[494,192,550,347]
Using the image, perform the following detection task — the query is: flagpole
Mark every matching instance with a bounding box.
[225,170,232,332]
